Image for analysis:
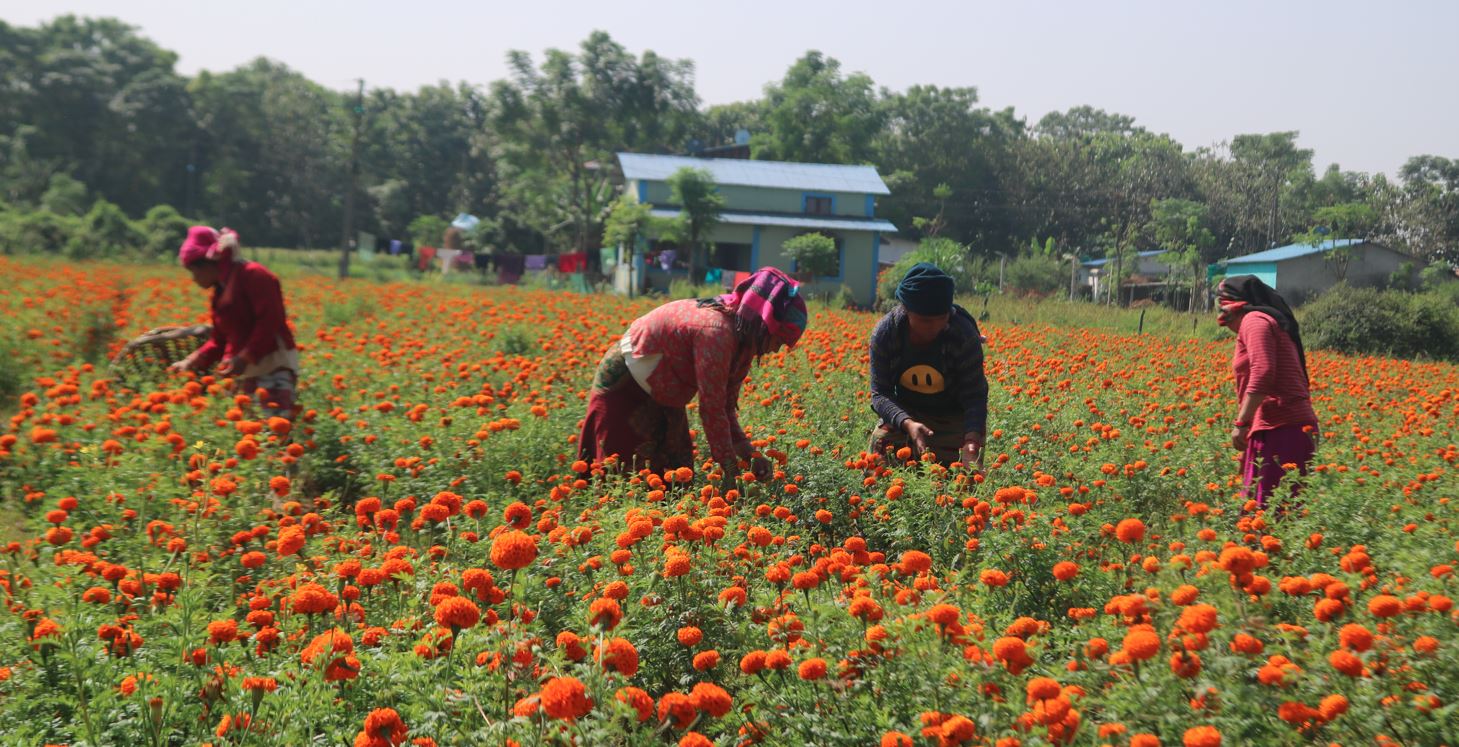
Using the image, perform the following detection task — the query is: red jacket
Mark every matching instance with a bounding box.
[194,261,296,370]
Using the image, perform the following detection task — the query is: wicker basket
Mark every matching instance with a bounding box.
[109,325,212,387]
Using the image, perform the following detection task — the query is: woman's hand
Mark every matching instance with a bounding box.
[902,419,934,456]
[218,355,246,377]
[960,432,985,469]
[1230,425,1249,452]
[167,355,197,374]
[750,456,774,482]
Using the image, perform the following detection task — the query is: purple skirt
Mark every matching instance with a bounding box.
[1242,425,1317,509]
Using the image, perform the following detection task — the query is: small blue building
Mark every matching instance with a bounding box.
[1212,239,1415,301]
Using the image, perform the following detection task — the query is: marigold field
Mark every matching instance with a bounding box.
[1,256,1456,747]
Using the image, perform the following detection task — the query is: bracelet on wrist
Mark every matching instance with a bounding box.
[1233,421,1251,429]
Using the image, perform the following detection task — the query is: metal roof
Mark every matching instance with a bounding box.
[1225,239,1363,264]
[649,208,896,233]
[1081,249,1170,268]
[620,153,891,195]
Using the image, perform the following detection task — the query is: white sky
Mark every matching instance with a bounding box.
[7,0,1457,176]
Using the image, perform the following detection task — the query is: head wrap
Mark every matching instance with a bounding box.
[717,267,808,348]
[1218,275,1307,374]
[178,226,238,267]
[896,262,955,315]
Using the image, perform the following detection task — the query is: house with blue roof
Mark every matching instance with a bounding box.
[615,152,897,306]
[1078,249,1176,302]
[1212,239,1416,301]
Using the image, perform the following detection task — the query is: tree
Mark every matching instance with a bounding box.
[1229,132,1314,249]
[490,31,697,257]
[877,85,1023,248]
[602,195,653,258]
[666,167,723,282]
[755,52,884,164]
[1295,202,1379,282]
[782,232,839,279]
[1146,198,1215,311]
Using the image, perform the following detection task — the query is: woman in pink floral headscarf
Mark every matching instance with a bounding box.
[578,267,808,486]
[170,226,300,417]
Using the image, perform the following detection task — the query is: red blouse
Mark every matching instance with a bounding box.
[625,300,754,469]
[1232,311,1318,434]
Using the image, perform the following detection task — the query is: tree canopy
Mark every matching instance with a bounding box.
[2,16,1456,267]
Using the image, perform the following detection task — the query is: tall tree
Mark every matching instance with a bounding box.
[876,85,1023,250]
[666,167,723,282]
[489,31,698,256]
[1146,198,1215,311]
[754,52,883,164]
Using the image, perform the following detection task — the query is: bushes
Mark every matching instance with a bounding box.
[0,208,78,255]
[139,205,193,257]
[877,237,990,307]
[1302,284,1459,361]
[1003,254,1065,297]
[66,200,143,259]
[782,232,839,279]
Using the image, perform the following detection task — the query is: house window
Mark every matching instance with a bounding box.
[712,242,753,273]
[804,195,833,215]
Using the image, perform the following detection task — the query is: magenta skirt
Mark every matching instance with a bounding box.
[1242,425,1318,509]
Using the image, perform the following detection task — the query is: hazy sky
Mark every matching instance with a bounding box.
[8,1,1456,176]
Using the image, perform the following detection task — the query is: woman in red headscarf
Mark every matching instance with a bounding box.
[1216,275,1319,509]
[169,226,300,417]
[578,267,809,487]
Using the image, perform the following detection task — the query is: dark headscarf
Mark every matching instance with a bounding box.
[896,262,955,315]
[1218,275,1307,375]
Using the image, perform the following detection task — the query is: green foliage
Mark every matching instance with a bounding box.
[138,204,192,257]
[66,199,142,259]
[1003,254,1065,296]
[781,232,839,278]
[0,208,78,255]
[666,167,723,279]
[1302,284,1459,361]
[755,51,883,164]
[407,215,450,249]
[39,173,88,216]
[877,237,988,306]
[602,195,653,252]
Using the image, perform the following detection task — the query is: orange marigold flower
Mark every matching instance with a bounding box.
[678,733,713,747]
[540,677,593,721]
[979,569,1009,587]
[882,732,914,747]
[597,637,639,677]
[689,682,732,718]
[1337,623,1373,652]
[992,636,1032,674]
[692,650,720,671]
[657,692,697,729]
[1025,677,1062,702]
[899,550,932,574]
[1182,725,1221,747]
[290,583,339,616]
[490,530,538,570]
[433,596,480,632]
[1052,562,1079,581]
[676,626,703,647]
[1177,604,1218,634]
[1114,518,1145,544]
[616,686,654,722]
[356,707,407,747]
[927,604,961,627]
[1366,594,1402,618]
[1327,649,1364,677]
[797,657,828,680]
[1121,629,1161,661]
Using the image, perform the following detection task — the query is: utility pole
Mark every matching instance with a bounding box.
[338,79,365,280]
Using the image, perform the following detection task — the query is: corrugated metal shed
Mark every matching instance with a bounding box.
[621,153,891,195]
[1081,249,1169,268]
[1225,239,1362,264]
[649,208,895,233]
